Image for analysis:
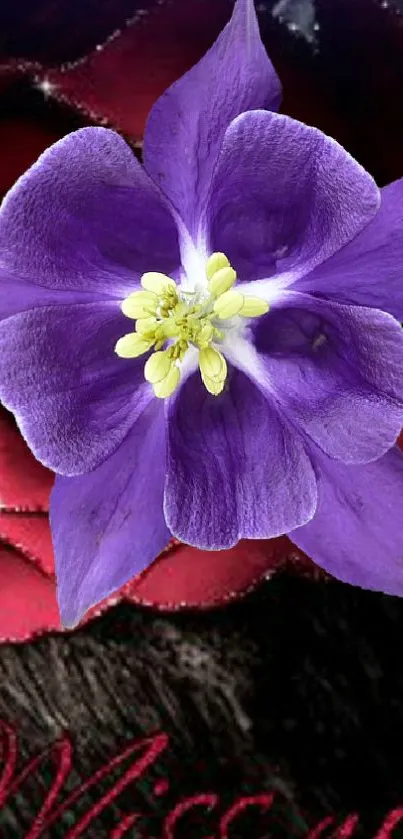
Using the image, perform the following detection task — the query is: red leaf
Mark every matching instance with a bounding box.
[125,537,314,610]
[0,545,60,641]
[0,512,54,576]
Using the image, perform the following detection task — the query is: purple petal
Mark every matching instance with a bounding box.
[164,368,317,549]
[51,400,169,628]
[0,127,180,307]
[252,293,403,464]
[294,178,403,322]
[289,445,403,597]
[0,271,98,321]
[0,301,151,475]
[207,110,379,284]
[143,0,281,239]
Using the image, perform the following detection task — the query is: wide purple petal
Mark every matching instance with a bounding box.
[0,301,151,475]
[0,126,180,307]
[289,445,403,597]
[51,400,169,628]
[207,110,379,284]
[143,0,281,239]
[252,293,403,464]
[0,272,98,321]
[164,367,317,549]
[294,178,403,322]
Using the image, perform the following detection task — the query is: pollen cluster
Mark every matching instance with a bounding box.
[115,252,269,399]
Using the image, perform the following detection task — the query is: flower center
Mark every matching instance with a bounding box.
[115,252,269,399]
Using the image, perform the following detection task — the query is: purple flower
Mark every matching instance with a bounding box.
[1,0,403,628]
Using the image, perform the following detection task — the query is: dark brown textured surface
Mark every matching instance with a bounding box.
[2,578,403,836]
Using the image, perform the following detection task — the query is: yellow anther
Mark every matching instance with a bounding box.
[141,272,177,295]
[202,373,226,396]
[208,266,237,299]
[135,317,157,335]
[173,300,188,318]
[158,318,179,339]
[213,289,244,320]
[239,296,270,318]
[166,340,187,362]
[198,346,225,378]
[205,252,230,281]
[121,290,158,320]
[153,365,181,399]
[144,350,174,384]
[199,346,227,395]
[114,332,154,359]
[197,322,214,346]
[199,346,226,378]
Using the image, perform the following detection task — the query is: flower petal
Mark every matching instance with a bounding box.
[207,110,379,285]
[143,0,281,239]
[0,301,152,475]
[289,445,403,597]
[294,178,403,322]
[252,293,403,464]
[0,126,180,310]
[164,368,317,549]
[51,399,170,628]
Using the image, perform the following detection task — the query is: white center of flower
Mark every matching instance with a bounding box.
[115,252,269,399]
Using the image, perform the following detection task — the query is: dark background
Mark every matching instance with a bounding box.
[1,1,403,836]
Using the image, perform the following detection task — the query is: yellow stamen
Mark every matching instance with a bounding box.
[144,350,174,384]
[135,317,157,335]
[121,290,158,320]
[115,332,154,358]
[239,296,270,318]
[213,289,244,320]
[201,373,226,396]
[208,266,237,299]
[199,346,227,395]
[197,322,214,346]
[141,272,177,295]
[153,365,180,399]
[205,252,230,281]
[157,317,178,339]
